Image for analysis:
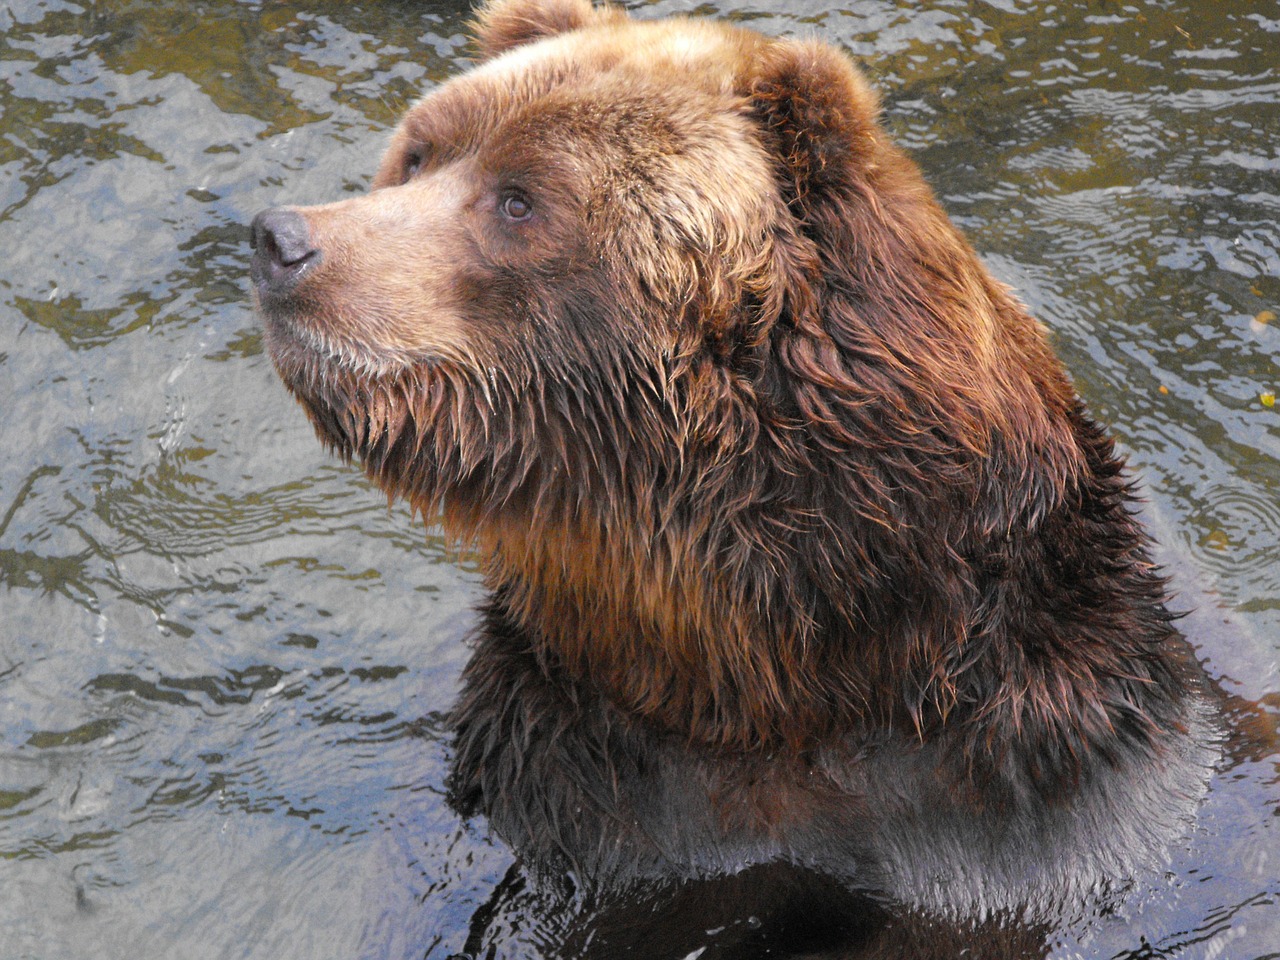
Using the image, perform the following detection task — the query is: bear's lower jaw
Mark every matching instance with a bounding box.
[261,302,425,390]
[261,309,444,458]
[270,352,425,467]
[273,352,543,532]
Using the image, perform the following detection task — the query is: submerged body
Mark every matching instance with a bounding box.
[251,0,1215,924]
[454,609,1213,919]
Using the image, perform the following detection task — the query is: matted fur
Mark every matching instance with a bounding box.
[253,0,1215,921]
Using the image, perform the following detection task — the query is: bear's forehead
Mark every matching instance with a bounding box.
[470,16,747,92]
[398,17,753,149]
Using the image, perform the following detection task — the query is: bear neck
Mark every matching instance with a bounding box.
[465,398,1190,792]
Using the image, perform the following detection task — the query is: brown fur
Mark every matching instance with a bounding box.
[252,0,1215,920]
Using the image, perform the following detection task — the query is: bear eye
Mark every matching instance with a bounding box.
[403,145,432,183]
[403,153,423,183]
[500,190,533,222]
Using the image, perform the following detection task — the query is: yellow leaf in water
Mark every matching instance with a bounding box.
[1263,392,1276,408]
[1158,385,1169,395]
[1256,310,1276,325]
[1202,529,1231,551]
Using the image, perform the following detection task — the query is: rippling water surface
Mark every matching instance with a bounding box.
[1,1,1277,958]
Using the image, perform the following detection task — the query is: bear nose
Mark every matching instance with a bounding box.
[250,208,320,297]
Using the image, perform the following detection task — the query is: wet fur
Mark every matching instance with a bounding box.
[256,0,1215,921]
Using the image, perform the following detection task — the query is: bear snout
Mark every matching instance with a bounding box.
[250,207,321,300]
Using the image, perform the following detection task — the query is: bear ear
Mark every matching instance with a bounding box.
[471,0,599,60]
[745,39,883,213]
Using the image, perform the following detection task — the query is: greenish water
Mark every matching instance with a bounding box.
[1,1,1277,957]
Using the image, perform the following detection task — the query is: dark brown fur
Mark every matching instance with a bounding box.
[252,0,1215,922]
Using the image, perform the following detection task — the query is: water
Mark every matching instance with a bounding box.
[0,0,1277,957]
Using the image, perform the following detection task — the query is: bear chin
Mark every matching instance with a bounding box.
[251,0,1218,925]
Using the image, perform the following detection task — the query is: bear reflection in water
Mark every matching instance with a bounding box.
[250,0,1217,955]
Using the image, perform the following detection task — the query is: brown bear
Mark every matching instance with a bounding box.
[250,0,1216,926]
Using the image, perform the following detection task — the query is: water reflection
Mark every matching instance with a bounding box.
[0,0,1277,958]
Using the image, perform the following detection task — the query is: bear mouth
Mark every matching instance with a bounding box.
[262,312,439,462]
[261,297,416,379]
